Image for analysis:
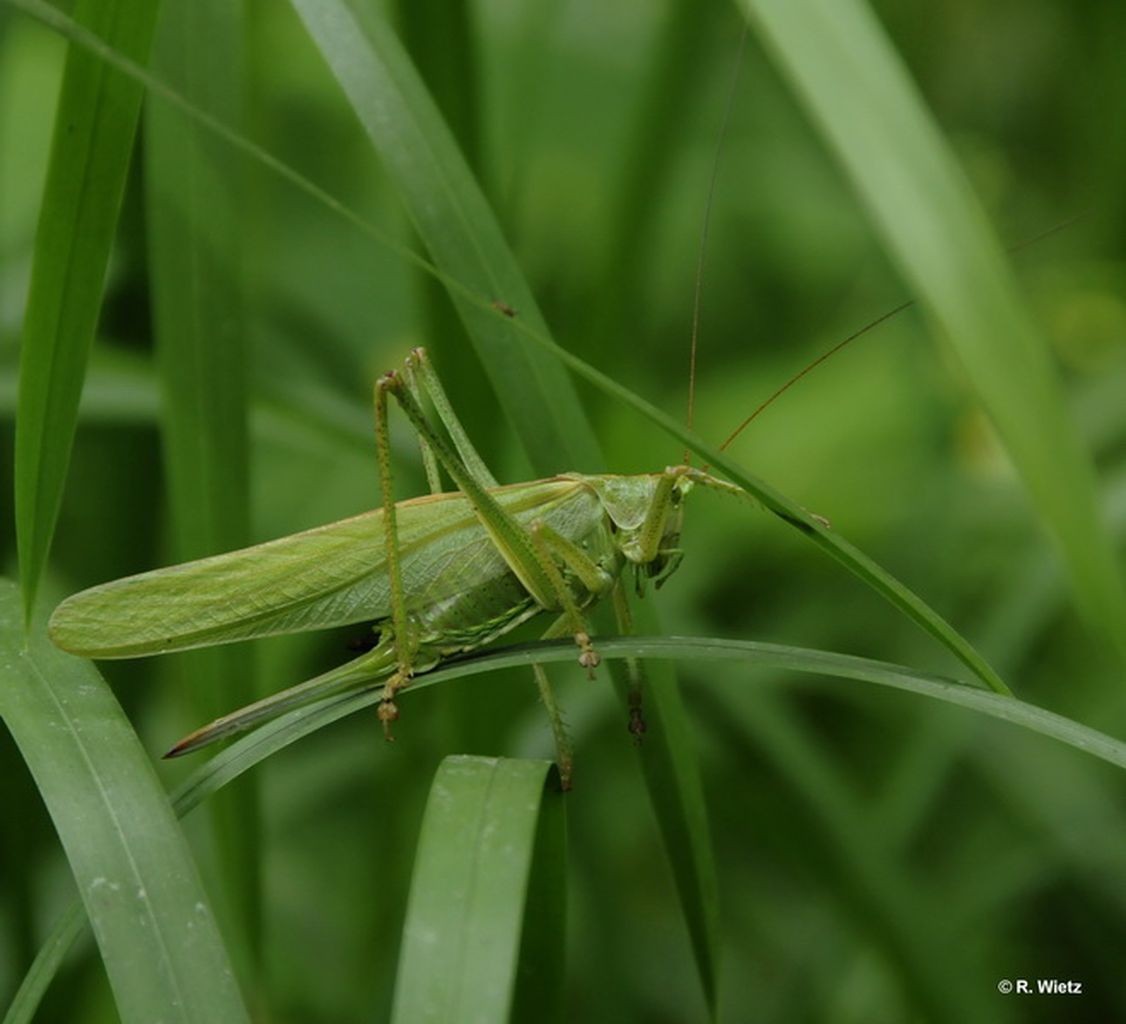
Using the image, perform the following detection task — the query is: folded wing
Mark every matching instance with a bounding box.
[49,478,586,657]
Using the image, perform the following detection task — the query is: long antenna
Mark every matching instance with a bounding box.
[685,24,749,463]
[717,299,913,452]
[716,212,1085,454]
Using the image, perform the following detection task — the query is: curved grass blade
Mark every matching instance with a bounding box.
[632,670,721,1016]
[0,6,724,1013]
[183,637,1124,776]
[0,6,729,1003]
[13,630,1126,1020]
[394,0,500,456]
[286,2,723,1007]
[2,0,1012,700]
[145,0,251,679]
[151,637,1126,820]
[391,756,565,1024]
[13,0,159,619]
[603,600,721,1016]
[4,4,1023,1009]
[290,0,600,476]
[0,580,251,1024]
[598,0,728,362]
[736,0,1126,659]
[144,0,260,958]
[1,902,85,1024]
[485,322,1014,697]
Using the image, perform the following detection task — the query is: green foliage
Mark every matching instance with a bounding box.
[392,756,565,1024]
[0,582,250,1023]
[144,0,261,958]
[13,0,159,616]
[2,0,1126,1022]
[741,0,1126,656]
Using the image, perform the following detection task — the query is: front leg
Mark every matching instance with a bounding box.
[528,520,614,676]
[532,576,646,789]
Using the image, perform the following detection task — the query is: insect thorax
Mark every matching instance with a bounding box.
[571,472,688,581]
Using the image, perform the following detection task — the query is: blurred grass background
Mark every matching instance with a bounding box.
[3,0,1126,1021]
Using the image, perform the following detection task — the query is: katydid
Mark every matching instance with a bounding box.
[48,347,743,786]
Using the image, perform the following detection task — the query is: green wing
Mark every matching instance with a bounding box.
[49,478,589,658]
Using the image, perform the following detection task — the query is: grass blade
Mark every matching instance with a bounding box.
[287,2,722,1007]
[226,637,1126,772]
[1,903,85,1024]
[0,579,251,1024]
[3,0,1012,699]
[13,629,1126,1019]
[391,756,565,1024]
[597,0,726,360]
[2,7,1037,1012]
[737,0,1126,658]
[4,11,720,1004]
[163,637,1126,816]
[603,601,721,1017]
[393,0,500,456]
[146,4,249,568]
[633,670,721,1015]
[13,0,158,617]
[144,0,260,956]
[289,0,601,475]
[484,324,1013,696]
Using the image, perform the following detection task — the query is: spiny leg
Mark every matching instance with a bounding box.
[609,464,699,736]
[382,362,609,684]
[636,466,687,562]
[371,352,506,737]
[382,373,560,610]
[373,373,418,738]
[611,579,647,740]
[528,520,614,675]
[533,614,578,790]
[527,522,602,675]
[400,356,443,495]
[406,348,498,488]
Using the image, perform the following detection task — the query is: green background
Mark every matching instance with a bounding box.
[2,0,1125,1021]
